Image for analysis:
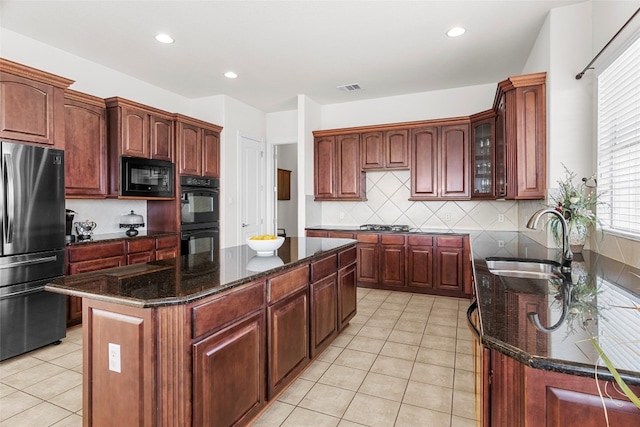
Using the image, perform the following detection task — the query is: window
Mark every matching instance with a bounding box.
[597,35,640,237]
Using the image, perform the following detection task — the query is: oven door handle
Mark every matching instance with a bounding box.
[466,300,481,338]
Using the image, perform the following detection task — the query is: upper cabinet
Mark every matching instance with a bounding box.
[410,121,470,200]
[175,114,222,178]
[313,133,366,201]
[105,97,174,162]
[493,72,546,199]
[361,129,409,170]
[64,90,108,197]
[471,110,496,199]
[0,58,73,149]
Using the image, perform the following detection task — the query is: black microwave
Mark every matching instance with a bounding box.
[120,156,174,198]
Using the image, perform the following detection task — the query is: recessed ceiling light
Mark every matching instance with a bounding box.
[224,71,238,79]
[155,33,174,44]
[447,27,466,37]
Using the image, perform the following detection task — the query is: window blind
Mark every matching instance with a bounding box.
[597,35,640,236]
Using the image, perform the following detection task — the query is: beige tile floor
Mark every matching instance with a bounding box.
[0,288,477,427]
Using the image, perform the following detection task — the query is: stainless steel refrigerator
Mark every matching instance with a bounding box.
[0,141,66,361]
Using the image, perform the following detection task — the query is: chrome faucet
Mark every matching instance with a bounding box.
[526,208,573,272]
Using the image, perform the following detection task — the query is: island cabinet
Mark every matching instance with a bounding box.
[361,129,410,170]
[63,90,108,198]
[493,72,546,199]
[410,121,471,200]
[486,349,640,426]
[175,114,222,178]
[313,133,366,201]
[310,254,339,358]
[266,265,310,399]
[0,58,73,149]
[191,281,267,427]
[337,246,358,330]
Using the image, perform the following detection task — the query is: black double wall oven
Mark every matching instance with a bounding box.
[180,175,219,256]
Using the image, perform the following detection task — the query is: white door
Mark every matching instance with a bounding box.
[240,135,266,241]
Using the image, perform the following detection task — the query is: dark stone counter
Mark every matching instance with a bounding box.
[470,231,640,386]
[47,237,356,308]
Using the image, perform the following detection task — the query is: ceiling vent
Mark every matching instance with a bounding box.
[336,83,361,92]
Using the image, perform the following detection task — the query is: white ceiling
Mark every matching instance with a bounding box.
[0,0,585,113]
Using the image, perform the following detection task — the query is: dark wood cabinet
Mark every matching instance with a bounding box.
[310,273,338,358]
[0,58,72,148]
[493,72,546,199]
[105,97,174,161]
[484,348,640,427]
[337,247,357,330]
[314,133,365,201]
[471,111,496,199]
[64,90,108,197]
[361,129,409,170]
[410,122,470,200]
[266,265,310,398]
[356,233,380,285]
[193,309,265,427]
[407,235,434,289]
[434,236,466,294]
[380,234,405,287]
[175,114,222,178]
[65,236,178,326]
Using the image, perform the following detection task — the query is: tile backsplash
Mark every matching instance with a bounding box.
[317,171,519,231]
[66,199,147,235]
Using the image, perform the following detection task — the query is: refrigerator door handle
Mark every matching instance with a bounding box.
[0,255,59,270]
[3,153,14,244]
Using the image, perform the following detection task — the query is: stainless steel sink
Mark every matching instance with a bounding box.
[485,258,564,280]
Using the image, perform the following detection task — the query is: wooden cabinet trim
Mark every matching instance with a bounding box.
[313,116,471,137]
[267,264,309,303]
[192,281,265,339]
[0,58,74,88]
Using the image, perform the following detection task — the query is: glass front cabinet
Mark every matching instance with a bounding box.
[471,112,496,199]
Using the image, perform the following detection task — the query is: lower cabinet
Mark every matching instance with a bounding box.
[407,235,434,289]
[65,235,179,326]
[337,247,358,330]
[485,349,640,426]
[380,234,405,287]
[266,265,310,399]
[434,236,465,294]
[356,233,380,285]
[193,310,265,427]
[310,273,338,358]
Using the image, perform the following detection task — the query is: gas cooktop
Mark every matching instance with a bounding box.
[359,224,411,232]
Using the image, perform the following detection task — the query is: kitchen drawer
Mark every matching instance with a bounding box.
[310,254,338,283]
[267,265,309,303]
[127,238,155,254]
[381,234,405,245]
[67,241,125,262]
[156,234,179,250]
[356,233,379,244]
[328,231,355,239]
[408,235,433,246]
[436,236,463,248]
[192,281,265,339]
[338,247,357,268]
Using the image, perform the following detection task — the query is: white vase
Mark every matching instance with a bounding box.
[568,221,588,253]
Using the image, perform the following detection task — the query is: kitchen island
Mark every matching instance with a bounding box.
[46,237,358,427]
[469,231,640,425]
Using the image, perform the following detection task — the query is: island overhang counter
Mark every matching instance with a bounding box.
[46,237,358,427]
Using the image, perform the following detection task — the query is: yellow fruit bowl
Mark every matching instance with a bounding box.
[246,235,285,256]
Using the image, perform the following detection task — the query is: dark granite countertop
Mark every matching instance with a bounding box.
[66,230,177,246]
[47,237,356,308]
[470,231,640,386]
[306,225,468,235]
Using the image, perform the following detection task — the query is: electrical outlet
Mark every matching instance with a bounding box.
[339,211,345,220]
[498,214,505,223]
[109,343,121,373]
[498,240,505,248]
[444,213,452,221]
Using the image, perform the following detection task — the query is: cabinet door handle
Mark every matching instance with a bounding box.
[242,223,249,227]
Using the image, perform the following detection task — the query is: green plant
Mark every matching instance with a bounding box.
[548,164,602,246]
